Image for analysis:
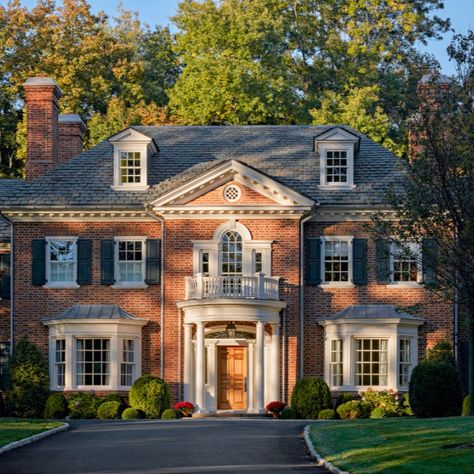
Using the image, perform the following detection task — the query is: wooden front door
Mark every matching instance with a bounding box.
[217,346,247,410]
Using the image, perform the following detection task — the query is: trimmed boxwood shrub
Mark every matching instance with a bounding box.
[121,407,144,420]
[129,375,171,419]
[409,361,463,418]
[291,376,332,419]
[337,400,371,419]
[279,406,297,419]
[462,395,471,416]
[318,409,336,420]
[370,407,387,419]
[97,401,122,419]
[161,408,178,419]
[101,393,126,413]
[5,337,49,418]
[68,392,102,419]
[44,393,68,419]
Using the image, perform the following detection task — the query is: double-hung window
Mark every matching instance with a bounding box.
[326,150,348,184]
[121,339,135,387]
[55,339,66,387]
[399,339,412,386]
[355,338,388,386]
[120,151,142,185]
[46,238,77,286]
[76,338,110,387]
[390,243,421,284]
[330,340,343,386]
[115,238,146,286]
[321,237,352,284]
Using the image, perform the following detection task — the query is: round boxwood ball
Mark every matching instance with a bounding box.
[161,408,178,420]
[121,407,144,420]
[97,401,122,420]
[44,393,68,419]
[291,376,332,419]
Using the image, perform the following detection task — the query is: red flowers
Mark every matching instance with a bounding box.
[265,401,286,416]
[172,401,195,416]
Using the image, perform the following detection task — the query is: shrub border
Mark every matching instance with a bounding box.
[0,422,69,455]
[303,424,349,474]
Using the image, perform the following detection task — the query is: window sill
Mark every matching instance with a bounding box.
[330,385,392,392]
[385,282,422,288]
[318,184,357,190]
[111,185,150,191]
[111,283,149,290]
[319,283,355,289]
[43,283,80,289]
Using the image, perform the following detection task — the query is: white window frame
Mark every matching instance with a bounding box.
[399,338,414,387]
[112,143,149,191]
[388,242,422,287]
[319,144,355,189]
[112,236,148,289]
[320,236,354,287]
[120,338,136,387]
[54,339,66,388]
[75,337,111,387]
[354,338,389,387]
[44,236,79,289]
[330,339,343,387]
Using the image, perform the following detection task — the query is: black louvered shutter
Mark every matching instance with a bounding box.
[352,238,368,285]
[32,239,46,285]
[306,238,321,285]
[101,240,115,285]
[376,238,391,284]
[146,239,161,285]
[0,253,10,299]
[422,238,438,285]
[77,239,92,285]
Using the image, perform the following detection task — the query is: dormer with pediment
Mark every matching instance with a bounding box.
[314,127,360,190]
[109,128,158,191]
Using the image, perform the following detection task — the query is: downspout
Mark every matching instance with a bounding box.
[299,208,317,379]
[0,213,13,354]
[145,210,165,377]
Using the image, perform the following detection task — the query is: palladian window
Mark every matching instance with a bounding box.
[221,231,243,276]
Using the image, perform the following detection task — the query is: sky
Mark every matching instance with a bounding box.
[10,0,474,75]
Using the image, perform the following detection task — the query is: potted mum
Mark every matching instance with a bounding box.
[265,401,286,418]
[172,401,195,417]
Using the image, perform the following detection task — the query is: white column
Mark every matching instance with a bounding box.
[183,323,193,402]
[255,321,265,413]
[271,323,280,401]
[195,321,207,413]
[207,341,217,412]
[248,342,255,412]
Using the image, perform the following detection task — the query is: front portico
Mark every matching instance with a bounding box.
[178,291,285,414]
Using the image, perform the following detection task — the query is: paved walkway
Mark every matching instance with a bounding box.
[0,418,326,473]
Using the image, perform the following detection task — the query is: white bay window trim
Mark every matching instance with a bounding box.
[320,236,354,287]
[44,236,79,289]
[112,236,148,289]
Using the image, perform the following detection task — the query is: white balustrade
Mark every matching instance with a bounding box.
[184,273,280,300]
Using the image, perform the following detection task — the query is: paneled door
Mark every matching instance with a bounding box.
[217,346,247,410]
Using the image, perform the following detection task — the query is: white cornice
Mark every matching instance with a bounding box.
[311,208,396,222]
[3,210,153,223]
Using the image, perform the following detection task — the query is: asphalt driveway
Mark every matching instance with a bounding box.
[0,418,326,473]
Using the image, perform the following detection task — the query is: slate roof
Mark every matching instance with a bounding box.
[323,305,424,322]
[43,304,142,321]
[0,125,403,209]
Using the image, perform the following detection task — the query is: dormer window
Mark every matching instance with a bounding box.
[315,127,359,190]
[109,128,158,191]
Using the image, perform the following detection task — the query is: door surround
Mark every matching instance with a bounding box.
[217,345,248,410]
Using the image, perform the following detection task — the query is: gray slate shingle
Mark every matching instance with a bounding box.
[43,304,141,321]
[323,304,424,321]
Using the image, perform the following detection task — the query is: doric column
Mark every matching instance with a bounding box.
[183,323,193,402]
[271,323,280,401]
[195,322,206,412]
[255,321,265,413]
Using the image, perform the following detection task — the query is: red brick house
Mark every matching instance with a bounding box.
[0,76,456,414]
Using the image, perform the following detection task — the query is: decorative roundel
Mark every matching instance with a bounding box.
[223,184,241,202]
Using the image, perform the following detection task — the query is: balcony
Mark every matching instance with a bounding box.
[184,273,280,301]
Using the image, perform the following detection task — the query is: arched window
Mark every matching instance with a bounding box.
[221,230,242,276]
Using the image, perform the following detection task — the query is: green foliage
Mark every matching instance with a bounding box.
[409,361,463,418]
[362,389,400,417]
[370,407,387,419]
[336,400,371,420]
[426,341,455,365]
[291,376,332,419]
[400,393,413,416]
[67,392,102,419]
[121,407,144,420]
[97,401,122,420]
[318,409,336,420]
[44,393,68,419]
[161,408,178,420]
[5,337,49,418]
[279,406,297,420]
[462,395,471,417]
[0,391,6,417]
[101,393,127,412]
[129,375,171,419]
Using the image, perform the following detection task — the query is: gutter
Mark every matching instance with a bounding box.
[299,207,318,379]
[145,210,165,377]
[0,213,13,354]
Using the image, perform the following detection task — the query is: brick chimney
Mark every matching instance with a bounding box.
[23,77,62,181]
[58,114,86,163]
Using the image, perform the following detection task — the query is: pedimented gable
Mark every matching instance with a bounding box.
[150,160,314,211]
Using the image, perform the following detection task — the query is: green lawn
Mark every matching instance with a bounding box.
[0,418,63,448]
[310,417,474,473]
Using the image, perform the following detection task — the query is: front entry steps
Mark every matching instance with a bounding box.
[200,410,267,418]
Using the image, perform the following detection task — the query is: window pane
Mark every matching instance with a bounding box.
[324,240,350,282]
[49,240,76,283]
[330,340,343,386]
[120,151,142,184]
[117,240,144,283]
[355,338,388,386]
[76,338,110,386]
[326,150,348,183]
[121,339,135,386]
[221,231,243,276]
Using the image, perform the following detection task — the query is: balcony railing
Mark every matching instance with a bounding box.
[184,273,280,301]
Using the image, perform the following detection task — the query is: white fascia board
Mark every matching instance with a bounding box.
[42,318,149,327]
[314,127,360,151]
[108,128,158,153]
[318,318,424,328]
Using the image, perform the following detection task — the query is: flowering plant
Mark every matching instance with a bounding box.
[172,401,195,416]
[265,401,286,417]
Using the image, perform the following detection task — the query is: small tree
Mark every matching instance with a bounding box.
[6,337,49,418]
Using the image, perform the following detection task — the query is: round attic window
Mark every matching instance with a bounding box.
[224,184,241,202]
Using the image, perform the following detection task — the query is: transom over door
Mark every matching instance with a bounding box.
[217,346,247,410]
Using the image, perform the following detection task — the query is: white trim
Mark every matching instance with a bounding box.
[320,236,353,285]
[318,144,355,189]
[45,237,78,287]
[113,236,147,287]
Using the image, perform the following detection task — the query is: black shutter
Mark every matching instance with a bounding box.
[101,240,115,285]
[0,254,10,299]
[353,238,368,285]
[376,238,391,284]
[77,239,92,285]
[422,238,438,285]
[145,239,161,285]
[32,239,46,285]
[306,238,321,285]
